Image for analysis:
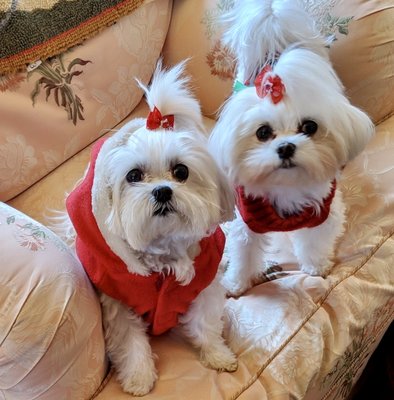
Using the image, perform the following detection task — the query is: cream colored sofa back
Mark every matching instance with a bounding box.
[0,0,172,202]
[163,0,394,124]
[329,0,394,124]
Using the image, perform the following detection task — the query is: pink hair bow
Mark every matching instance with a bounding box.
[254,65,285,104]
[146,106,174,130]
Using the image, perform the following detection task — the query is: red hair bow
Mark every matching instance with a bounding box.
[254,65,285,104]
[146,106,174,130]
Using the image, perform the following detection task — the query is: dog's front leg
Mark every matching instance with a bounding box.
[177,274,238,372]
[100,293,157,396]
[289,193,345,277]
[222,214,269,296]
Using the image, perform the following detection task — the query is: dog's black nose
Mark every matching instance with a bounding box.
[277,142,296,159]
[152,186,172,203]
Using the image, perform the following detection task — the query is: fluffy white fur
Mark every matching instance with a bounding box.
[221,0,328,83]
[210,0,374,296]
[61,61,237,395]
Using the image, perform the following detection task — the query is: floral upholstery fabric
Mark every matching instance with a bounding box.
[0,202,107,400]
[2,0,394,399]
[162,0,235,118]
[0,0,172,202]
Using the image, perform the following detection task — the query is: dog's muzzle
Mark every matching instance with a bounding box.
[152,186,174,216]
[277,142,296,169]
[152,186,172,203]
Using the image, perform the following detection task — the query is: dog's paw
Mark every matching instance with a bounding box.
[119,365,158,396]
[127,256,151,277]
[200,344,238,373]
[300,260,333,278]
[221,273,251,298]
[173,258,195,286]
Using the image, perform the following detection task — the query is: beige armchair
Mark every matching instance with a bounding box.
[1,1,393,399]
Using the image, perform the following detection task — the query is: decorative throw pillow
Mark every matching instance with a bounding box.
[0,0,172,202]
[0,202,107,399]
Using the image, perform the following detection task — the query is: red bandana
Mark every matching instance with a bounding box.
[236,182,336,234]
[66,139,225,335]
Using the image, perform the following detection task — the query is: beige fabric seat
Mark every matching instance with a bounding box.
[1,0,393,399]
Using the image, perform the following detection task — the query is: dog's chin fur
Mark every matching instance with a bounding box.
[210,0,374,296]
[58,61,238,395]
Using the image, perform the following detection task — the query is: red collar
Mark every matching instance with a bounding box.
[236,182,337,234]
[66,139,225,335]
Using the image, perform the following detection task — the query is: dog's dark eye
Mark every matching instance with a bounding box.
[256,125,274,142]
[172,164,189,182]
[298,120,318,136]
[126,168,143,183]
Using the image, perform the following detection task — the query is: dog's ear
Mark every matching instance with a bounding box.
[340,104,375,162]
[98,119,146,235]
[92,150,124,237]
[104,176,123,235]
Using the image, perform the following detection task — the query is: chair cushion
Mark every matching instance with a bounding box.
[0,202,107,400]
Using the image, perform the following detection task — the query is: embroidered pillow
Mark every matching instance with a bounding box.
[0,0,172,202]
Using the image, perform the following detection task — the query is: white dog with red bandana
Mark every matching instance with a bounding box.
[209,0,374,296]
[64,61,237,395]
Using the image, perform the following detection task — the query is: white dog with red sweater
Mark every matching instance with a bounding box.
[65,61,237,395]
[210,0,374,296]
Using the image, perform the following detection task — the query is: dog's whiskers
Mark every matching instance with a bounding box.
[152,201,175,217]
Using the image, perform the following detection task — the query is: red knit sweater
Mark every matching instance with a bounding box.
[66,139,225,335]
[236,182,336,234]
